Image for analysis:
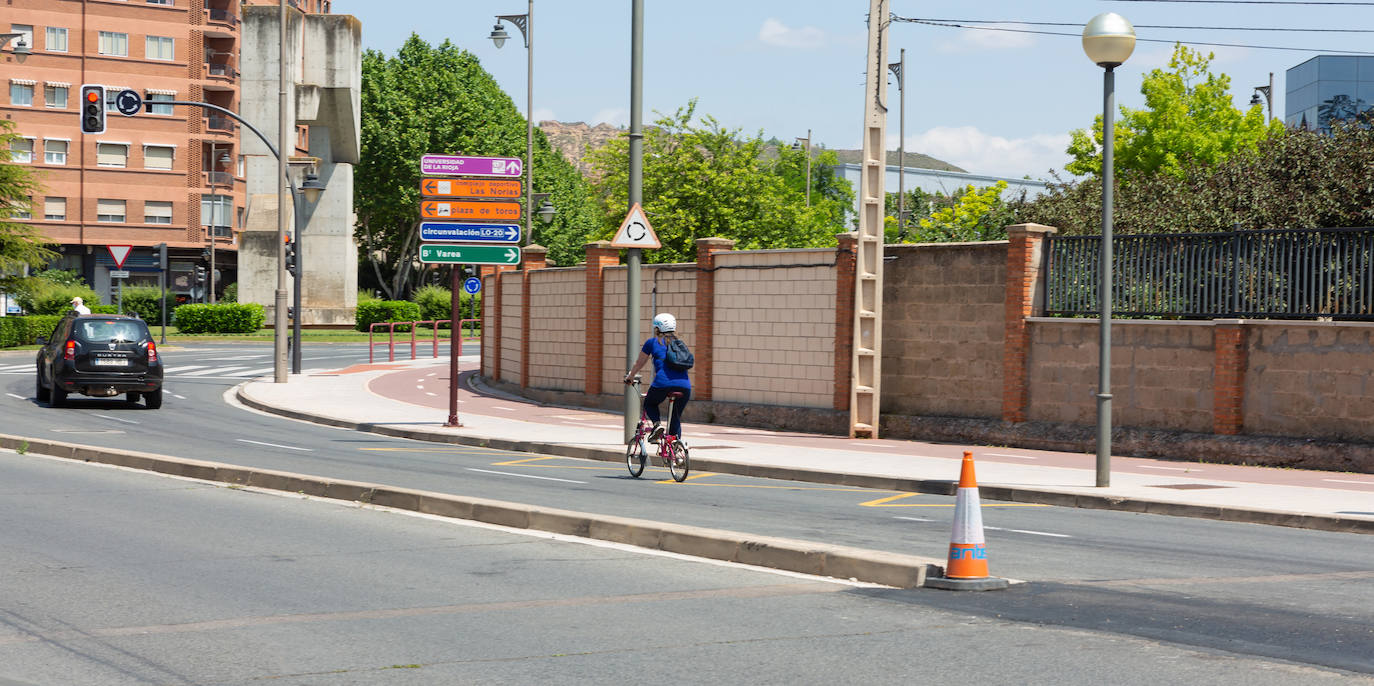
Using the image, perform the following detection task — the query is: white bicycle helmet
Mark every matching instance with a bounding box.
[652,312,677,333]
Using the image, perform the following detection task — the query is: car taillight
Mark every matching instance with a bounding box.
[147,341,158,363]
[64,340,75,360]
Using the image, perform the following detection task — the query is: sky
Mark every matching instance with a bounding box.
[331,0,1373,180]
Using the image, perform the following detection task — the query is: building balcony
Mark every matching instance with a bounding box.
[206,62,239,81]
[202,170,234,188]
[204,115,236,135]
[206,8,240,28]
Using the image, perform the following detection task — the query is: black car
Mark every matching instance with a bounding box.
[36,313,164,408]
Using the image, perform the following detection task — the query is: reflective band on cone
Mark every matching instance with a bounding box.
[925,451,1009,591]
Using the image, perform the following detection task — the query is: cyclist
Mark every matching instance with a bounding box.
[624,312,691,444]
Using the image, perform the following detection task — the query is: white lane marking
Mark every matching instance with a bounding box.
[162,365,208,374]
[1138,465,1192,472]
[575,424,622,429]
[237,367,275,377]
[236,438,314,452]
[893,516,935,523]
[427,372,438,378]
[93,413,139,425]
[200,355,264,362]
[491,406,519,412]
[985,526,1071,538]
[181,366,251,377]
[984,452,1039,460]
[51,429,124,434]
[6,393,26,400]
[0,364,31,373]
[1324,478,1374,485]
[467,468,586,484]
[425,392,437,396]
[171,394,187,400]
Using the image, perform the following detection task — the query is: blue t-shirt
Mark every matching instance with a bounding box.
[642,336,691,390]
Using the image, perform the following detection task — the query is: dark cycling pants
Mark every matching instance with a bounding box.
[644,386,690,439]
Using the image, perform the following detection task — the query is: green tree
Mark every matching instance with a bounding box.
[356,36,599,297]
[0,121,54,290]
[586,100,853,263]
[1066,44,1280,178]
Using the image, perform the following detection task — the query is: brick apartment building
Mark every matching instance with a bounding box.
[2,0,328,308]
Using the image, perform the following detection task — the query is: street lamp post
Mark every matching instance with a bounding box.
[291,170,326,374]
[0,33,31,63]
[1083,13,1135,488]
[888,48,906,235]
[490,2,536,246]
[791,131,812,207]
[1250,72,1274,123]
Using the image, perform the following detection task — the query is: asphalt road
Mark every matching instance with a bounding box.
[0,341,1371,676]
[1,453,1369,686]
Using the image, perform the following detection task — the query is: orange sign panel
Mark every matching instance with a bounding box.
[420,200,522,221]
[420,178,522,198]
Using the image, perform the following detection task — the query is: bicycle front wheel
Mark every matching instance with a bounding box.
[668,440,689,482]
[626,437,647,478]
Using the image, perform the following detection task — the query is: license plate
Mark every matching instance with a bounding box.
[93,358,128,367]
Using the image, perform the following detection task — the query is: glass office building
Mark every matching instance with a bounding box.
[1286,56,1374,132]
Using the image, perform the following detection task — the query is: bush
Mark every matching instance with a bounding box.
[173,303,265,334]
[120,286,177,325]
[19,280,101,315]
[222,282,237,303]
[354,300,422,332]
[0,315,62,348]
[358,289,380,303]
[412,285,452,322]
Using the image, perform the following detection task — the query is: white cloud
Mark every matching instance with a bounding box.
[591,108,629,127]
[532,108,557,124]
[907,126,1071,180]
[936,24,1034,54]
[758,18,826,49]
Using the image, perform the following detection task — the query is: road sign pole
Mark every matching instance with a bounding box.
[447,264,462,427]
[625,0,643,444]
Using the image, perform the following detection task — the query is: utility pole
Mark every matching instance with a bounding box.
[625,0,644,443]
[850,0,888,438]
[274,0,289,383]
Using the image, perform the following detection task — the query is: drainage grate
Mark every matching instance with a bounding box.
[1148,483,1232,490]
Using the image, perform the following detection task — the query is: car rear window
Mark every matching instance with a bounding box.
[75,320,149,343]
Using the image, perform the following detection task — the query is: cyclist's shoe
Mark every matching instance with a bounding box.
[648,425,665,444]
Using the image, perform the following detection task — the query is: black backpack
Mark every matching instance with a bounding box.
[665,337,694,371]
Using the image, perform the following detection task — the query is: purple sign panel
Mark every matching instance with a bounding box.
[420,154,523,178]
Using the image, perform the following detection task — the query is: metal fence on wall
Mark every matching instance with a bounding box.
[1045,228,1374,320]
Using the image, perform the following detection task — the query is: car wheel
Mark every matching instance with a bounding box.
[50,385,67,407]
[35,368,50,403]
[143,388,163,409]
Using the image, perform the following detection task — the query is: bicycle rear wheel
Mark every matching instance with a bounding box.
[626,436,647,478]
[667,440,689,482]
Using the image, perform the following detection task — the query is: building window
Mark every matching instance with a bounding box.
[97,143,129,167]
[45,197,66,221]
[98,31,129,57]
[9,25,33,50]
[97,199,126,223]
[201,194,231,229]
[144,201,173,224]
[44,84,68,109]
[147,92,174,115]
[147,0,173,5]
[44,139,68,165]
[144,145,174,170]
[146,36,174,61]
[45,27,68,53]
[10,138,33,163]
[10,82,34,106]
[14,196,31,220]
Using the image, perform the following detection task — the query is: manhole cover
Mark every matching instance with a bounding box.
[1149,483,1232,490]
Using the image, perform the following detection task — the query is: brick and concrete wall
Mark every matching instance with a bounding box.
[525,268,586,391]
[1025,319,1216,433]
[499,275,522,385]
[712,250,836,409]
[880,242,1005,419]
[600,265,697,391]
[1244,322,1374,442]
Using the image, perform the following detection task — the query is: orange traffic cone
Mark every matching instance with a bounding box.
[926,451,1009,591]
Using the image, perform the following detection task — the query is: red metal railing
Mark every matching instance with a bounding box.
[367,319,481,363]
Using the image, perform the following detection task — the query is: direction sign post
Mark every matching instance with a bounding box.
[420,200,522,222]
[418,244,521,265]
[419,223,520,243]
[421,178,522,199]
[420,155,523,178]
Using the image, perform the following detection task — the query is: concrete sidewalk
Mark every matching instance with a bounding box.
[236,357,1374,535]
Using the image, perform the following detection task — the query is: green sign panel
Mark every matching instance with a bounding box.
[418,243,521,265]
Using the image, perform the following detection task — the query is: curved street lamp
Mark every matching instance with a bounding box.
[0,33,30,63]
[1082,12,1135,488]
[489,4,538,246]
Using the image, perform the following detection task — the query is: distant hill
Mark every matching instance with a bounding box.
[539,120,966,177]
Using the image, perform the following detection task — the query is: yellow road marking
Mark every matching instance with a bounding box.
[360,447,518,456]
[860,493,1048,508]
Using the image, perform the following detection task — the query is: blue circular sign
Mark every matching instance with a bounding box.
[463,277,482,295]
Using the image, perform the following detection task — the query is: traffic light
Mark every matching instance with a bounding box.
[284,236,297,277]
[80,84,106,134]
[155,243,167,271]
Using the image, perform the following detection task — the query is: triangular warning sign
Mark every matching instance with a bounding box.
[609,203,660,249]
[107,245,133,269]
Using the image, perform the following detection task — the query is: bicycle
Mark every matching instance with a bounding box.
[625,378,690,482]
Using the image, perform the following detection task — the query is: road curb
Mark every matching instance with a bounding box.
[234,385,1374,536]
[0,431,944,589]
